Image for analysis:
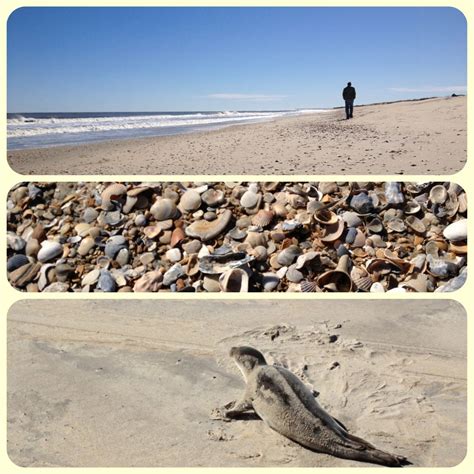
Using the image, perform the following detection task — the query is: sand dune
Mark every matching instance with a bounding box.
[7,96,466,175]
[7,300,466,467]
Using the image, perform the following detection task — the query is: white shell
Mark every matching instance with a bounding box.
[442,219,467,242]
[37,240,63,263]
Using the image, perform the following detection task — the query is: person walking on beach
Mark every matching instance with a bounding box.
[342,82,356,119]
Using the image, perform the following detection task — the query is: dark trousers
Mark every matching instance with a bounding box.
[345,99,354,119]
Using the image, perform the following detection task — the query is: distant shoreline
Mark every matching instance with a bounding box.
[7,96,466,176]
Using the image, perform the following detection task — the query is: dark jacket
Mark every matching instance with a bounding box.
[343,86,356,101]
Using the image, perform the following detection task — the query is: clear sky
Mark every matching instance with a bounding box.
[7,7,467,112]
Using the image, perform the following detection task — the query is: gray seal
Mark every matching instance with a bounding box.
[222,346,410,467]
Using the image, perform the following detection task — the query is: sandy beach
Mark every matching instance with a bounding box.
[7,299,466,467]
[8,96,466,175]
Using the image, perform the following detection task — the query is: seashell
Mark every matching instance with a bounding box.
[150,198,179,221]
[42,282,69,292]
[81,269,101,287]
[203,275,221,292]
[449,241,467,255]
[183,239,202,255]
[170,227,186,248]
[37,240,63,263]
[286,264,304,283]
[386,218,406,233]
[115,248,129,267]
[133,270,163,292]
[104,235,127,258]
[317,255,353,292]
[318,182,338,195]
[163,263,185,286]
[202,189,225,207]
[295,251,319,270]
[281,219,302,232]
[166,248,182,263]
[101,183,127,210]
[261,272,280,291]
[350,266,372,292]
[228,227,247,240]
[245,230,268,248]
[7,254,30,273]
[240,190,260,208]
[251,209,274,227]
[97,269,117,292]
[366,258,402,276]
[370,282,385,292]
[251,245,268,262]
[401,273,428,292]
[458,193,467,214]
[83,207,99,223]
[403,200,421,215]
[199,252,254,275]
[55,263,73,282]
[314,209,338,225]
[287,194,306,209]
[219,268,249,292]
[429,184,448,204]
[75,223,92,237]
[443,219,467,242]
[78,236,96,256]
[122,195,138,214]
[366,234,387,248]
[31,224,46,242]
[143,225,162,239]
[384,182,404,205]
[180,190,202,212]
[350,193,374,214]
[342,211,362,227]
[38,263,56,291]
[300,280,318,293]
[435,267,467,292]
[350,229,366,248]
[366,217,383,233]
[321,219,345,244]
[405,215,426,234]
[277,245,302,266]
[185,209,232,241]
[426,254,463,278]
[7,232,26,252]
[272,202,288,217]
[135,214,147,226]
[127,185,151,197]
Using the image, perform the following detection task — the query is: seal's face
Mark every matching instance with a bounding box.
[230,346,267,381]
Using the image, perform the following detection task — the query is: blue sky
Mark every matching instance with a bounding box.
[7,7,467,112]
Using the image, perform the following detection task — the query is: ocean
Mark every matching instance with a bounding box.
[7,109,328,150]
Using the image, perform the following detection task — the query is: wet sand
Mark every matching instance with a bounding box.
[7,300,466,467]
[8,96,466,175]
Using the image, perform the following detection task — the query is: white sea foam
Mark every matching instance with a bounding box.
[7,109,328,139]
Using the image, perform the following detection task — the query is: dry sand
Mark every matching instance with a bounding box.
[7,299,466,467]
[8,96,466,175]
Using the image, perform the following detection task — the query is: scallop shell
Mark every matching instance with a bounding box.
[101,183,127,210]
[272,202,288,217]
[429,184,448,204]
[300,280,318,292]
[350,266,372,292]
[251,209,274,227]
[150,198,179,221]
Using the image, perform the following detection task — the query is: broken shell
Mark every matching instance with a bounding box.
[321,219,345,244]
[199,252,254,275]
[101,183,127,210]
[219,268,249,292]
[405,215,426,234]
[317,255,353,292]
[277,245,302,266]
[366,217,383,233]
[386,218,406,233]
[402,273,429,292]
[185,209,232,241]
[104,235,127,258]
[314,209,338,225]
[202,189,225,207]
[384,182,404,205]
[404,200,421,215]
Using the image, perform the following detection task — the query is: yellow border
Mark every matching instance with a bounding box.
[1,1,472,472]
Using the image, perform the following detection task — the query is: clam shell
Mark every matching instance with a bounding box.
[82,269,101,287]
[245,230,268,248]
[317,269,353,292]
[219,268,249,292]
[185,209,232,241]
[402,273,428,292]
[133,270,163,292]
[180,190,202,212]
[405,215,426,234]
[272,202,288,217]
[442,219,467,242]
[37,240,63,263]
[202,189,225,207]
[386,218,406,233]
[101,183,127,210]
[240,191,260,208]
[342,211,362,227]
[429,184,448,204]
[404,200,421,215]
[366,217,383,233]
[150,198,179,221]
[143,225,162,239]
